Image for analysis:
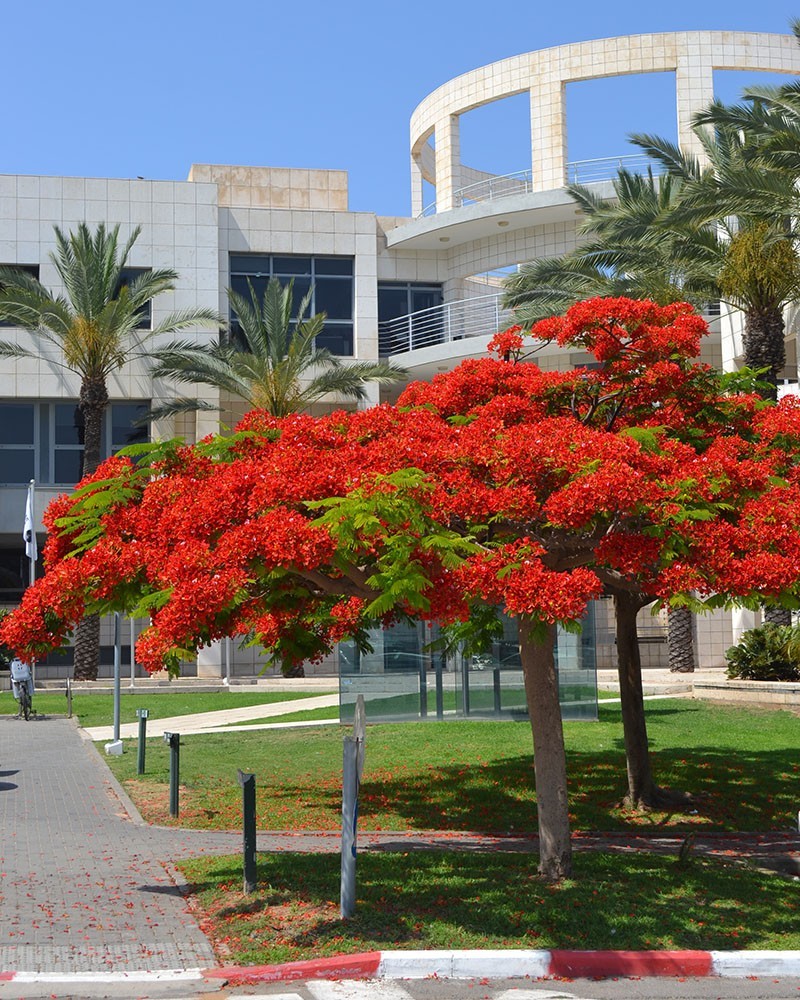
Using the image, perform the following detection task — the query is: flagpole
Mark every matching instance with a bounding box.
[28,480,36,588]
[25,480,37,689]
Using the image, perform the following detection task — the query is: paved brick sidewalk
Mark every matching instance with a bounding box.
[0,715,216,974]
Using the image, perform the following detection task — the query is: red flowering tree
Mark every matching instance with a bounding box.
[5,297,800,881]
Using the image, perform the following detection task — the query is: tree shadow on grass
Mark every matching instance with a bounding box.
[261,742,798,834]
[182,850,799,962]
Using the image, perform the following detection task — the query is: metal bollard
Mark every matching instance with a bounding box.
[65,678,72,719]
[164,732,180,817]
[237,770,257,894]
[136,709,149,776]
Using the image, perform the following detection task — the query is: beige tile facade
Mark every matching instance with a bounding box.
[4,28,798,678]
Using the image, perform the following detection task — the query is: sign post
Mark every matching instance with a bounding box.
[340,694,365,919]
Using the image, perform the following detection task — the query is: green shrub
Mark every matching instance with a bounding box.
[725,624,800,682]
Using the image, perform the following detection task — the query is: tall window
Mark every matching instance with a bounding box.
[229,254,354,356]
[0,402,149,486]
[0,265,40,327]
[378,281,443,354]
[115,267,152,329]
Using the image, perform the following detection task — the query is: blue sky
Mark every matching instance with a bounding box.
[4,0,800,216]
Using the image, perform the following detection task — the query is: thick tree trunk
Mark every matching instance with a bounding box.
[763,606,791,627]
[518,617,571,882]
[72,378,109,682]
[613,590,693,810]
[614,591,659,808]
[743,308,784,401]
[667,605,696,673]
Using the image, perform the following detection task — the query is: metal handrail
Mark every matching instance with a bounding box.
[418,154,665,218]
[379,293,511,355]
[379,294,731,357]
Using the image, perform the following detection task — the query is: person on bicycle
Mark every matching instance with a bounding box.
[10,657,34,720]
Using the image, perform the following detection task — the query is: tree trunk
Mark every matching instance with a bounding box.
[614,591,659,808]
[72,377,109,682]
[613,590,693,810]
[743,307,784,401]
[763,606,791,627]
[668,605,696,673]
[518,617,571,882]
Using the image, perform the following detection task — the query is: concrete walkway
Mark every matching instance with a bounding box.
[0,715,218,975]
[84,692,339,741]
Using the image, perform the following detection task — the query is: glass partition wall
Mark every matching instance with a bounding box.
[339,604,598,724]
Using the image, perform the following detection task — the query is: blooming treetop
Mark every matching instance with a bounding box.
[3,298,800,674]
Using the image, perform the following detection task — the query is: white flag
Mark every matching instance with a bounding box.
[23,482,37,563]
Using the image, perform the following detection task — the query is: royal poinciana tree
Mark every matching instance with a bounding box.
[4,298,800,881]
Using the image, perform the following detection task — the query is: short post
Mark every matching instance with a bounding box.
[104,613,124,756]
[164,732,180,817]
[493,664,502,715]
[113,611,121,741]
[435,656,444,720]
[418,657,428,719]
[340,695,366,919]
[136,709,149,776]
[237,769,257,894]
[461,652,471,716]
[65,677,72,719]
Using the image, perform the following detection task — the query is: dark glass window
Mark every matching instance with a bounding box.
[0,400,149,486]
[0,403,35,484]
[0,546,27,603]
[116,267,151,329]
[110,403,149,452]
[0,265,40,328]
[229,254,354,356]
[378,282,444,355]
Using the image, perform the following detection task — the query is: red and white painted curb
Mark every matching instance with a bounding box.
[204,948,800,985]
[1,951,799,985]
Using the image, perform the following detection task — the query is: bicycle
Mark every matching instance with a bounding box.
[10,659,33,720]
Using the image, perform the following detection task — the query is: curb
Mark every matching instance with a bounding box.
[203,949,800,985]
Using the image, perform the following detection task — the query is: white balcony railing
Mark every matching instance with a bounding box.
[419,154,665,218]
[379,293,731,358]
[379,294,511,355]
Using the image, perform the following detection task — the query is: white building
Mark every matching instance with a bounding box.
[1,30,798,678]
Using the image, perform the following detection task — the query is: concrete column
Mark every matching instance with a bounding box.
[410,154,424,218]
[197,641,224,678]
[530,80,567,192]
[676,55,715,164]
[433,115,462,212]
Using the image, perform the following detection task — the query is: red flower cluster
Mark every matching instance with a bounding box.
[5,297,800,673]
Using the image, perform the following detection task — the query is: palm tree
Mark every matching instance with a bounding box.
[627,129,800,399]
[145,276,407,421]
[503,167,721,324]
[0,222,221,679]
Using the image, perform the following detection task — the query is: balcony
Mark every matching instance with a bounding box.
[379,294,511,357]
[418,155,663,219]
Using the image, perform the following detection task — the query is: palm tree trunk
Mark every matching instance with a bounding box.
[518,617,571,882]
[763,606,792,627]
[668,606,696,673]
[743,307,785,401]
[72,377,109,681]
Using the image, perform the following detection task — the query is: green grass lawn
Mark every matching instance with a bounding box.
[179,851,799,966]
[107,699,800,833]
[17,689,333,730]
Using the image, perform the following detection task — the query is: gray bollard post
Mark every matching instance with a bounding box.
[340,695,366,919]
[164,732,180,817]
[237,769,257,894]
[65,677,72,719]
[136,709,149,776]
[113,611,121,741]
